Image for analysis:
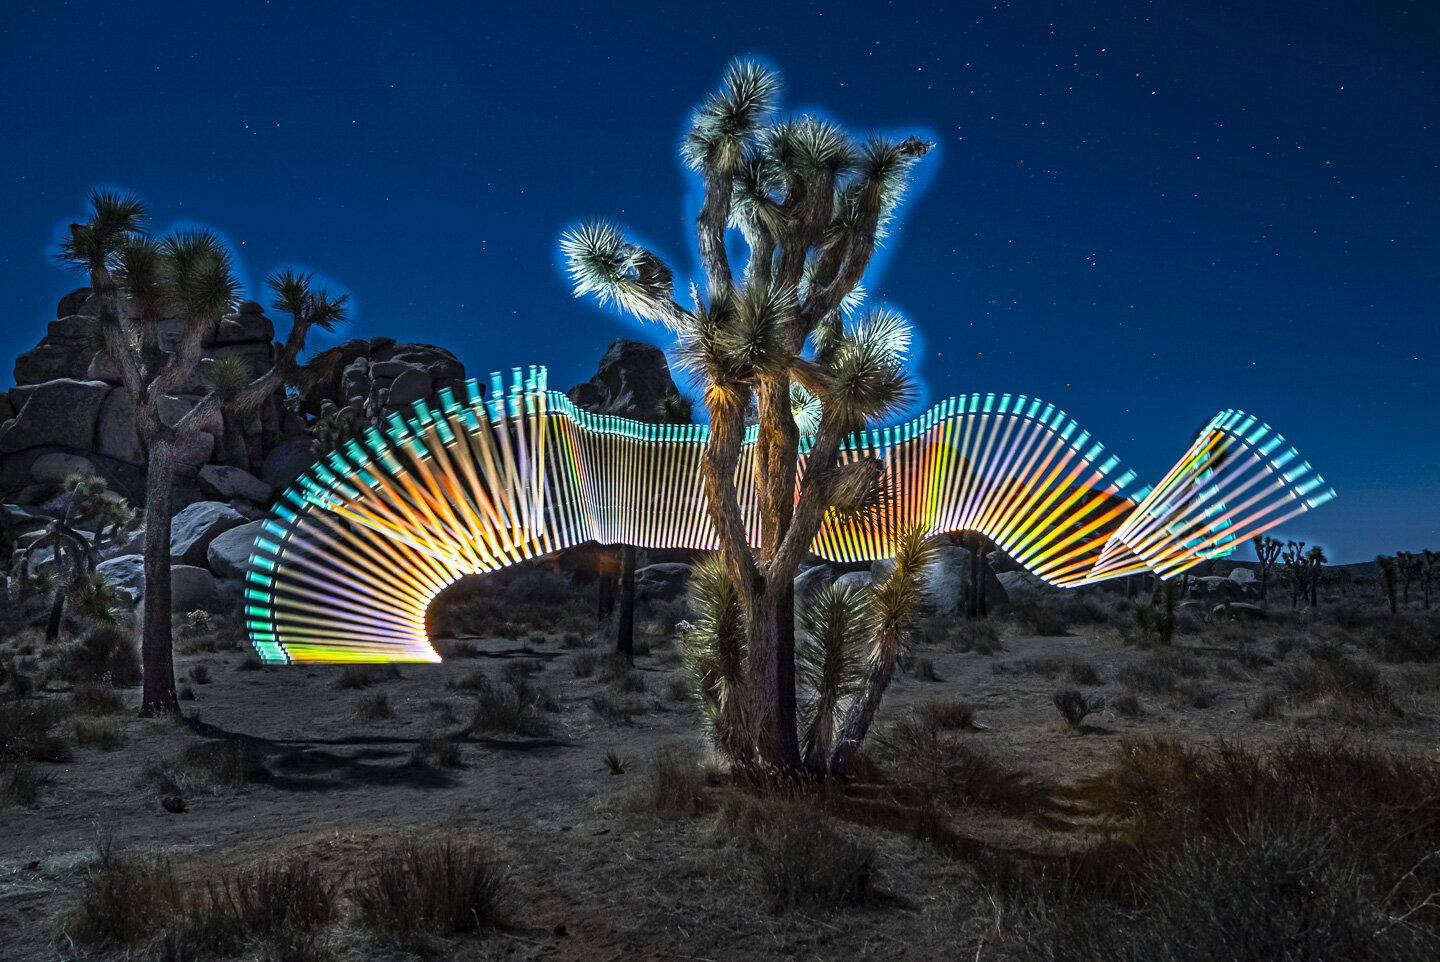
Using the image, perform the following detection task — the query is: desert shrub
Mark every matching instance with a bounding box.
[1053,690,1105,728]
[70,682,125,715]
[1250,689,1285,720]
[188,664,211,685]
[502,658,543,684]
[1002,657,1064,679]
[570,651,600,678]
[663,676,691,702]
[1111,693,1142,717]
[351,837,508,941]
[68,844,183,946]
[1116,663,1178,695]
[1365,614,1440,663]
[73,718,122,751]
[911,657,940,681]
[1281,648,1401,720]
[355,692,393,723]
[333,664,401,690]
[1178,681,1219,709]
[446,668,491,691]
[627,747,713,818]
[1066,659,1104,685]
[1012,604,1069,636]
[914,698,976,731]
[612,668,648,693]
[59,626,141,686]
[0,761,51,807]
[413,736,463,768]
[463,679,555,737]
[881,718,1050,815]
[237,653,264,671]
[0,700,70,763]
[149,739,269,794]
[589,692,644,725]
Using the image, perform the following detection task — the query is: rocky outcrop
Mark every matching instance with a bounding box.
[299,337,467,423]
[566,340,681,419]
[14,314,97,386]
[260,437,316,492]
[0,379,111,454]
[198,465,273,504]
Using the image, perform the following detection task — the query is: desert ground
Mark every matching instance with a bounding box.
[2,567,1439,961]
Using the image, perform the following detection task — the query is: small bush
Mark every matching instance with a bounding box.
[501,658,542,684]
[911,657,940,682]
[1250,689,1285,720]
[149,739,269,793]
[356,692,393,723]
[603,750,630,774]
[168,861,338,956]
[1,762,51,807]
[73,719,122,751]
[0,701,70,763]
[1066,659,1104,685]
[237,653,264,671]
[1117,663,1178,694]
[188,664,211,685]
[954,621,1004,654]
[351,837,508,941]
[1282,648,1401,719]
[1013,604,1069,636]
[70,682,125,715]
[589,692,642,725]
[882,719,1051,814]
[571,650,600,678]
[446,668,491,692]
[1053,689,1105,728]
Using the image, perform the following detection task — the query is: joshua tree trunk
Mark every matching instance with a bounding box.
[140,440,178,715]
[46,590,66,642]
[617,544,636,664]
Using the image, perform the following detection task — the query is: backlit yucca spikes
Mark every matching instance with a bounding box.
[247,367,1332,663]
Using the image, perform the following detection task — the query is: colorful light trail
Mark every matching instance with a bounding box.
[245,367,1333,663]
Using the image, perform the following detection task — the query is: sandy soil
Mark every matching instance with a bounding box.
[3,599,1437,961]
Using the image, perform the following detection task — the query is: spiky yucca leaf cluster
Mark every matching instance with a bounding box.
[559,221,680,329]
[796,582,870,770]
[683,60,782,175]
[268,269,347,333]
[867,528,940,669]
[681,555,750,762]
[203,352,254,400]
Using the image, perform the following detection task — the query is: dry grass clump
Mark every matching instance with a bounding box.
[1116,661,1179,695]
[147,738,269,796]
[626,747,714,818]
[460,678,556,737]
[1010,603,1070,636]
[446,668,491,691]
[68,845,339,955]
[0,700,70,765]
[952,620,1004,654]
[73,718,123,751]
[1281,646,1401,721]
[880,717,1051,815]
[174,610,245,654]
[355,692,393,723]
[333,664,401,690]
[1,762,51,807]
[717,793,878,912]
[913,698,977,731]
[1364,613,1440,663]
[989,737,1440,961]
[413,736,463,768]
[70,682,125,715]
[589,691,646,725]
[350,837,508,943]
[570,650,600,678]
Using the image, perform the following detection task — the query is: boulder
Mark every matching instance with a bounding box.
[1228,567,1257,585]
[1190,576,1253,600]
[170,565,218,612]
[211,310,275,345]
[170,501,247,566]
[386,367,432,407]
[0,379,111,453]
[794,564,837,605]
[30,452,95,485]
[98,526,145,562]
[921,545,1008,614]
[1213,601,1266,621]
[56,287,93,318]
[13,316,98,385]
[198,465,273,504]
[174,432,216,476]
[997,570,1065,606]
[206,519,267,578]
[260,437,316,492]
[833,571,873,593]
[94,388,145,464]
[634,562,692,601]
[96,555,145,605]
[156,394,202,428]
[566,340,681,419]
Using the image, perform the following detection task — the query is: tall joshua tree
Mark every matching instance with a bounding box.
[57,190,345,714]
[1252,534,1282,605]
[563,61,934,773]
[25,472,134,641]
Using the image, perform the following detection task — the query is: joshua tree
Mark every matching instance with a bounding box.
[1396,552,1423,606]
[563,61,934,773]
[56,190,345,714]
[1377,554,1399,614]
[1280,540,1325,608]
[1252,534,1283,605]
[23,473,134,641]
[1423,550,1437,610]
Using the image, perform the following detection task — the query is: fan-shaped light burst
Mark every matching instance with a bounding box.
[245,369,1335,664]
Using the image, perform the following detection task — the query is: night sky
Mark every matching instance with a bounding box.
[2,1,1435,562]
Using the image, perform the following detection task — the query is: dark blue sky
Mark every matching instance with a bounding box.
[3,1,1435,562]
